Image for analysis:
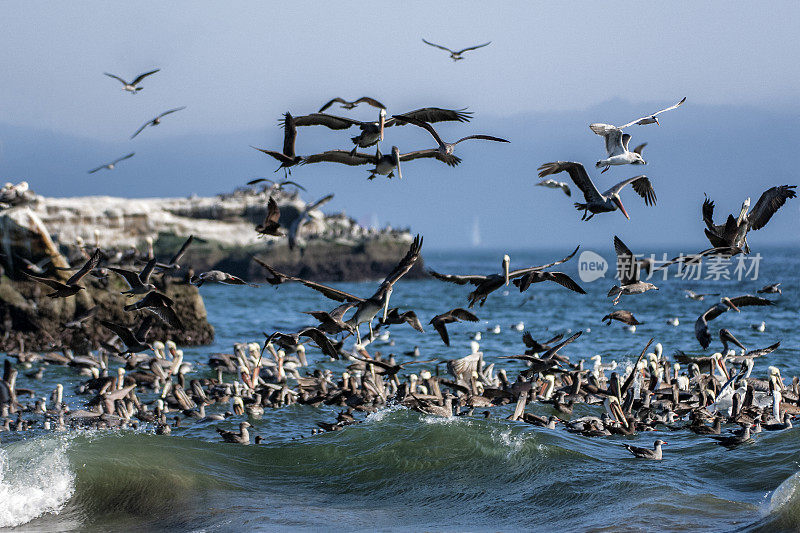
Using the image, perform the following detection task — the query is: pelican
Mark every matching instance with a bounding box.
[301,146,407,179]
[88,152,135,174]
[130,107,186,139]
[607,237,658,305]
[694,295,773,349]
[421,39,491,61]
[537,161,656,220]
[702,186,796,253]
[428,247,580,307]
[104,69,160,93]
[252,112,303,176]
[536,179,571,197]
[318,96,385,112]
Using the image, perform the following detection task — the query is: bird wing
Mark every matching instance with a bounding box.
[145,305,184,330]
[281,112,297,157]
[604,175,657,206]
[633,143,647,155]
[103,72,128,85]
[702,196,717,230]
[67,248,102,285]
[88,165,105,174]
[157,106,186,118]
[537,162,604,204]
[456,42,492,54]
[450,308,479,322]
[131,69,161,85]
[542,272,587,294]
[387,107,472,126]
[130,121,151,139]
[589,124,625,157]
[98,320,140,347]
[298,327,339,358]
[266,196,281,225]
[622,133,632,152]
[306,193,335,212]
[20,271,69,291]
[353,97,386,109]
[399,149,461,167]
[453,134,510,145]
[168,235,194,265]
[297,279,364,303]
[278,180,306,191]
[140,257,157,283]
[318,97,348,112]
[542,331,582,359]
[507,245,580,277]
[427,270,486,286]
[375,234,423,294]
[422,39,455,53]
[107,266,144,289]
[613,236,638,285]
[301,150,374,166]
[111,152,135,165]
[290,113,362,130]
[247,178,273,186]
[431,318,451,346]
[747,185,797,231]
[251,146,295,165]
[619,97,687,128]
[391,115,446,148]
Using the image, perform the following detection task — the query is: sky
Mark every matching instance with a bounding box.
[1,2,799,250]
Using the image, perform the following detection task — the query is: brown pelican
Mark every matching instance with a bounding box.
[623,439,666,460]
[104,69,160,93]
[421,39,491,61]
[601,310,642,326]
[21,248,102,298]
[107,258,157,296]
[702,186,796,253]
[430,308,479,346]
[301,146,406,179]
[757,283,781,295]
[255,197,284,237]
[130,107,186,139]
[97,317,153,355]
[306,303,357,335]
[88,152,135,174]
[252,112,303,176]
[607,236,658,305]
[695,295,773,349]
[719,328,747,354]
[536,179,571,197]
[318,96,385,113]
[391,114,509,165]
[537,161,656,220]
[428,246,579,307]
[289,107,471,153]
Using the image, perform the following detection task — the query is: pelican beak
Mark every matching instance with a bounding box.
[613,197,630,220]
[613,401,628,428]
[383,288,392,322]
[393,146,402,179]
[379,110,386,141]
[719,357,730,381]
[503,255,510,286]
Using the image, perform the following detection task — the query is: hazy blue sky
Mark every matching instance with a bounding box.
[1,2,799,250]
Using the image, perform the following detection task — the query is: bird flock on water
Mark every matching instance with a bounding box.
[2,39,799,459]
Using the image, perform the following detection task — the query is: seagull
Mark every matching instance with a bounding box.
[130,107,186,139]
[246,178,307,192]
[107,258,157,296]
[152,235,194,273]
[288,194,335,250]
[536,179,571,197]
[255,197,284,237]
[588,124,647,172]
[607,236,658,305]
[263,328,339,360]
[88,153,135,174]
[20,248,102,298]
[318,96,386,113]
[511,270,586,294]
[391,114,509,166]
[538,161,656,220]
[104,69,160,93]
[216,422,251,444]
[252,112,304,176]
[97,317,153,355]
[428,247,579,307]
[421,39,491,61]
[684,290,720,301]
[190,270,256,287]
[751,321,766,332]
[430,308,480,347]
[694,295,774,349]
[623,439,666,460]
[702,186,796,253]
[601,310,642,326]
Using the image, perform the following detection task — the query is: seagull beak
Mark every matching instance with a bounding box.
[613,197,630,220]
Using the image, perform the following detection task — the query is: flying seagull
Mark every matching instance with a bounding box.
[20,248,102,298]
[421,39,491,61]
[104,69,160,93]
[538,161,656,220]
[88,153,135,174]
[536,179,571,197]
[588,125,648,172]
[430,308,479,346]
[318,96,386,113]
[131,107,187,139]
[607,236,658,305]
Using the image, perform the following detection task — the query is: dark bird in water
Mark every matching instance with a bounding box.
[607,237,658,305]
[190,270,255,287]
[421,39,491,61]
[538,161,656,221]
[263,327,340,360]
[216,422,251,444]
[695,295,774,349]
[623,440,666,460]
[255,197,284,237]
[430,308,479,346]
[97,317,153,355]
[130,107,186,139]
[252,112,303,176]
[104,69,160,93]
[88,152,135,174]
[709,425,752,448]
[602,310,642,326]
[21,248,102,298]
[107,258,157,296]
[757,283,781,295]
[391,114,509,166]
[702,186,796,253]
[428,247,579,307]
[123,291,183,330]
[318,96,386,113]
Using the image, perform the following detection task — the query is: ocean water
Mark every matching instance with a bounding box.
[1,246,799,532]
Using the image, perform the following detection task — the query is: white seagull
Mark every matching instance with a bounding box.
[104,69,160,93]
[88,153,135,174]
[536,179,571,197]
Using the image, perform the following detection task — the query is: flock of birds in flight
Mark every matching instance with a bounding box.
[5,38,800,459]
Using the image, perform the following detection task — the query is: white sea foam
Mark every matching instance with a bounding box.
[0,436,75,528]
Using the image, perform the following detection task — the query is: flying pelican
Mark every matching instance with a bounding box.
[391,114,509,165]
[702,186,796,253]
[104,69,160,93]
[301,146,405,179]
[288,107,471,153]
[607,236,658,305]
[694,295,774,349]
[421,39,491,61]
[252,112,304,176]
[131,107,186,139]
[536,179,571,197]
[88,152,135,174]
[538,161,656,220]
[428,247,580,307]
[318,96,386,113]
